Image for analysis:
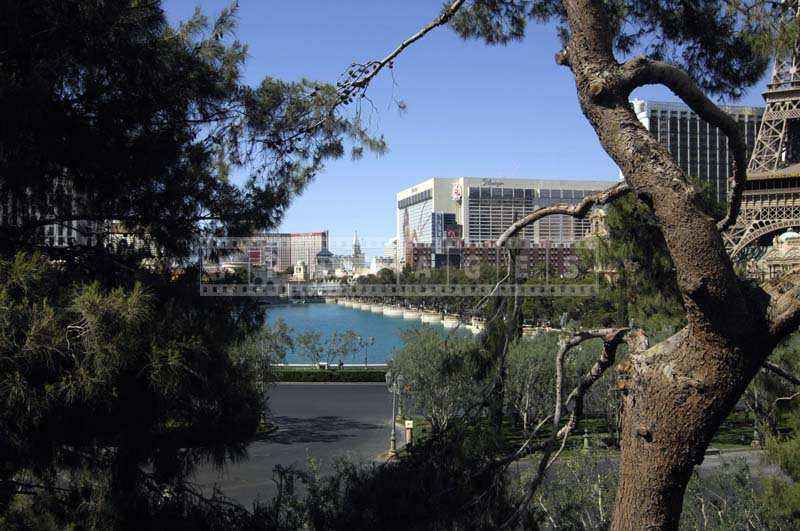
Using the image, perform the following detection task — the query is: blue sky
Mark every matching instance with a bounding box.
[164,1,770,255]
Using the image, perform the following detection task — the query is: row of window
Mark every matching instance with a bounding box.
[465,187,600,201]
[398,189,433,209]
[648,110,762,202]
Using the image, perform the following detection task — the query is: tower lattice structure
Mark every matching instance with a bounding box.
[725,1,800,259]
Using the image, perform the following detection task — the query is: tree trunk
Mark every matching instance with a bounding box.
[611,329,766,529]
[556,1,778,528]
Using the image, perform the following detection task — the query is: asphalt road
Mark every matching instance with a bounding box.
[698,448,788,480]
[191,383,399,506]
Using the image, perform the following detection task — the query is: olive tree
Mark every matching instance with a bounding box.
[391,327,480,434]
[505,334,559,433]
[294,330,360,366]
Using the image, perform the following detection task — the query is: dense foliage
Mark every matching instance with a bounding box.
[0,0,383,255]
[449,0,773,99]
[391,326,484,434]
[0,254,268,527]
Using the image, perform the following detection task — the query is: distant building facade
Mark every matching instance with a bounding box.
[370,256,395,274]
[207,231,330,278]
[1,177,100,248]
[757,229,800,279]
[396,177,615,268]
[405,239,579,278]
[323,232,366,277]
[383,237,399,264]
[632,99,764,204]
[262,230,329,276]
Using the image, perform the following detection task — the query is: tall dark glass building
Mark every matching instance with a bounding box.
[632,99,764,204]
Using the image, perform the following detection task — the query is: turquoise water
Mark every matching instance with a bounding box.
[265,303,463,364]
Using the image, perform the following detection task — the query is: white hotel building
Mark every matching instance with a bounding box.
[396,177,615,266]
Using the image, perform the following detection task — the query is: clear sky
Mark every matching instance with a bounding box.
[163,1,770,256]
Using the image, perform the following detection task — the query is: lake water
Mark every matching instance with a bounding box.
[265,303,465,364]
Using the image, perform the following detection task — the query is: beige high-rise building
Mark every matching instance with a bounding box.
[396,177,615,267]
[265,231,329,274]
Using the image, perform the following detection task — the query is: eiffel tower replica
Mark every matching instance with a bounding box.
[726,1,800,260]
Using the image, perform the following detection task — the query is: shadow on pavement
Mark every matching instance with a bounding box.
[263,415,383,444]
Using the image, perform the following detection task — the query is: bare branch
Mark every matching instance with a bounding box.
[499,337,570,529]
[619,56,747,231]
[495,182,631,247]
[763,360,800,386]
[560,327,630,436]
[773,391,800,409]
[501,327,628,529]
[492,415,553,468]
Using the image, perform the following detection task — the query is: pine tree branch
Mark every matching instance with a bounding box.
[343,0,466,93]
[283,0,467,144]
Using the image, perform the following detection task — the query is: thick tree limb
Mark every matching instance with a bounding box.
[763,271,800,339]
[619,56,748,231]
[563,0,753,333]
[556,1,764,529]
[495,182,631,247]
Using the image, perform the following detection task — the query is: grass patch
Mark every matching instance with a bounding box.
[397,410,766,457]
[710,411,763,449]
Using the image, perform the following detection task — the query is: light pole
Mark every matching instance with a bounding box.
[362,335,373,368]
[396,374,405,420]
[385,371,398,458]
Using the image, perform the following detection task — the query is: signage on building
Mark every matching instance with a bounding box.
[451,183,463,202]
[248,248,262,266]
[481,178,505,187]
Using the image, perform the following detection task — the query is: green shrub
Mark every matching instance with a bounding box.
[275,369,386,382]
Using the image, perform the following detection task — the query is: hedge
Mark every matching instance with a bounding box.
[275,369,387,383]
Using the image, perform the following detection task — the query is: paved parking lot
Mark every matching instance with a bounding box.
[192,383,399,506]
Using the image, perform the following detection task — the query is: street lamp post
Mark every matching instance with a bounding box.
[396,374,404,420]
[385,371,398,459]
[363,335,373,368]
